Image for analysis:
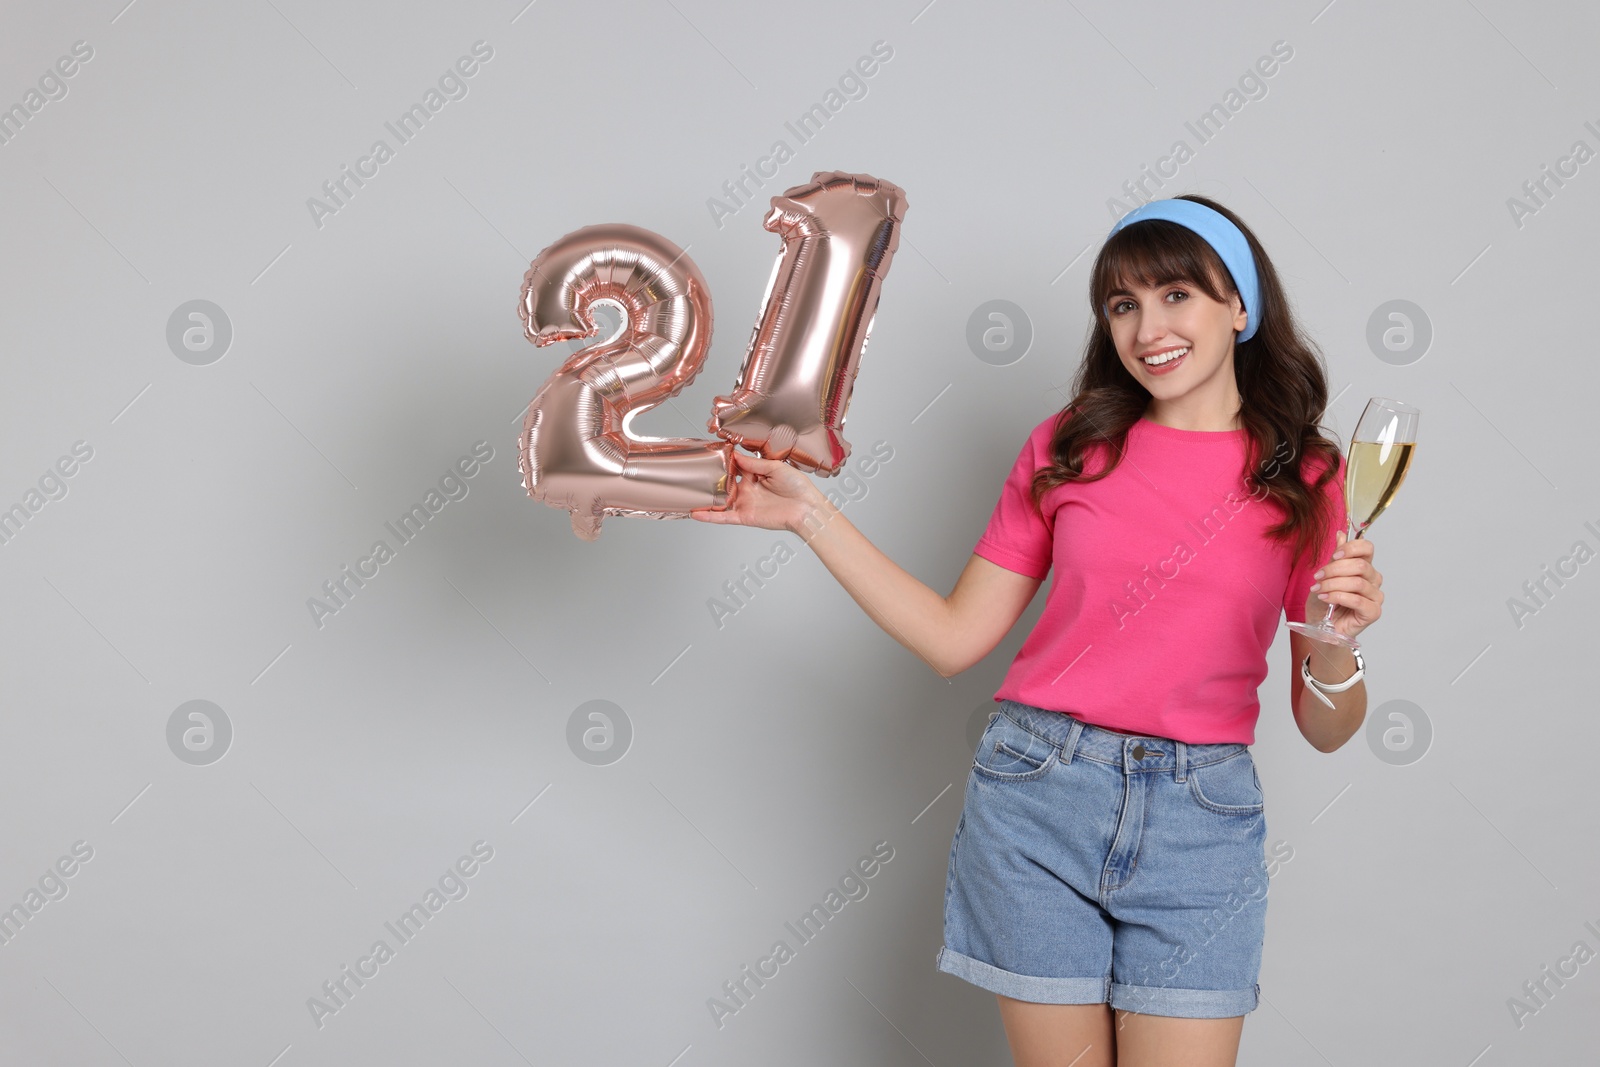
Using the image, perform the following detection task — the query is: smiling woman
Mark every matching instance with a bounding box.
[690,193,1381,1067]
[939,195,1367,1066]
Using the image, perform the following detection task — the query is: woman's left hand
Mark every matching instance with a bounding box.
[1305,530,1384,641]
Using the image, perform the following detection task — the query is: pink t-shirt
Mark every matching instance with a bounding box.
[973,411,1347,745]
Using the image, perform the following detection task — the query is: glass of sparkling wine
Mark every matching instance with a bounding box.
[1287,397,1419,650]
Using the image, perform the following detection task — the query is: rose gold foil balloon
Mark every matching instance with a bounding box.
[709,171,908,475]
[517,224,736,541]
[518,171,908,540]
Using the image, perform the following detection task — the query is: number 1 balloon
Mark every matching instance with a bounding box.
[710,171,907,473]
[517,170,907,541]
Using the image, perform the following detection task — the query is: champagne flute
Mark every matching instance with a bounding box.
[1287,397,1419,649]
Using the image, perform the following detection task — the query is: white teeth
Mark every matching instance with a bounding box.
[1142,346,1188,366]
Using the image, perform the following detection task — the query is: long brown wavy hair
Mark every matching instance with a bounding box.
[1032,193,1343,572]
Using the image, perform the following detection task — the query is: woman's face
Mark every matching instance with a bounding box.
[1104,272,1248,398]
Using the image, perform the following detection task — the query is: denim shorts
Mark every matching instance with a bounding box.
[936,699,1269,1018]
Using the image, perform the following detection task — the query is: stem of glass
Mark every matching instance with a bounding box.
[1316,521,1365,630]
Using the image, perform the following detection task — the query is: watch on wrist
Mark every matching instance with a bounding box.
[1301,646,1364,710]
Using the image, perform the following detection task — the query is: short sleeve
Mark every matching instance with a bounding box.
[1283,451,1349,623]
[973,421,1055,580]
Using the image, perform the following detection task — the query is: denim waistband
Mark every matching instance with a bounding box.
[996,699,1250,782]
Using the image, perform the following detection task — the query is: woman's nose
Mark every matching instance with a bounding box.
[1136,313,1169,343]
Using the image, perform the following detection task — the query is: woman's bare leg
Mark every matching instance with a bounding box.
[1111,1009,1244,1067]
[996,995,1115,1067]
[995,997,1245,1067]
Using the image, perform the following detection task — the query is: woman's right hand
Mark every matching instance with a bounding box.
[690,450,821,533]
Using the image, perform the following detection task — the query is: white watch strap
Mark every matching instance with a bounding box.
[1302,649,1363,709]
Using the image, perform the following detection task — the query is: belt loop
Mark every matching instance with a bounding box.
[1061,718,1084,766]
[1175,741,1187,782]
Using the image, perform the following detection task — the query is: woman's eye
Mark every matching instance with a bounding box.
[1167,289,1188,302]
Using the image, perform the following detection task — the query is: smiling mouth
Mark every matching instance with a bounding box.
[1141,346,1189,367]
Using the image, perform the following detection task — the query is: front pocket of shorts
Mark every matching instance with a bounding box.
[1188,752,1265,814]
[971,712,1059,782]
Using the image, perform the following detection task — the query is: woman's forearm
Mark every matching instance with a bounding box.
[1295,643,1367,752]
[789,488,957,676]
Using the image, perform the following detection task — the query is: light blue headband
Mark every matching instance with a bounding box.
[1102,198,1261,343]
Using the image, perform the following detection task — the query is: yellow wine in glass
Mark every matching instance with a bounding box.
[1347,438,1415,530]
[1287,397,1418,649]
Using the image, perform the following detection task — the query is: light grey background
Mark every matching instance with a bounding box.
[1,1,1595,1064]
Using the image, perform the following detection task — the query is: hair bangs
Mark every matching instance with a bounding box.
[1092,219,1234,325]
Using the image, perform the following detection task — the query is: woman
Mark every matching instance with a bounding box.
[691,194,1385,1067]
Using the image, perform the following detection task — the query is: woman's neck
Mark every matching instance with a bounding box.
[1145,395,1243,433]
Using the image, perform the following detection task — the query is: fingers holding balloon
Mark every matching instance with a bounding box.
[691,449,819,533]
